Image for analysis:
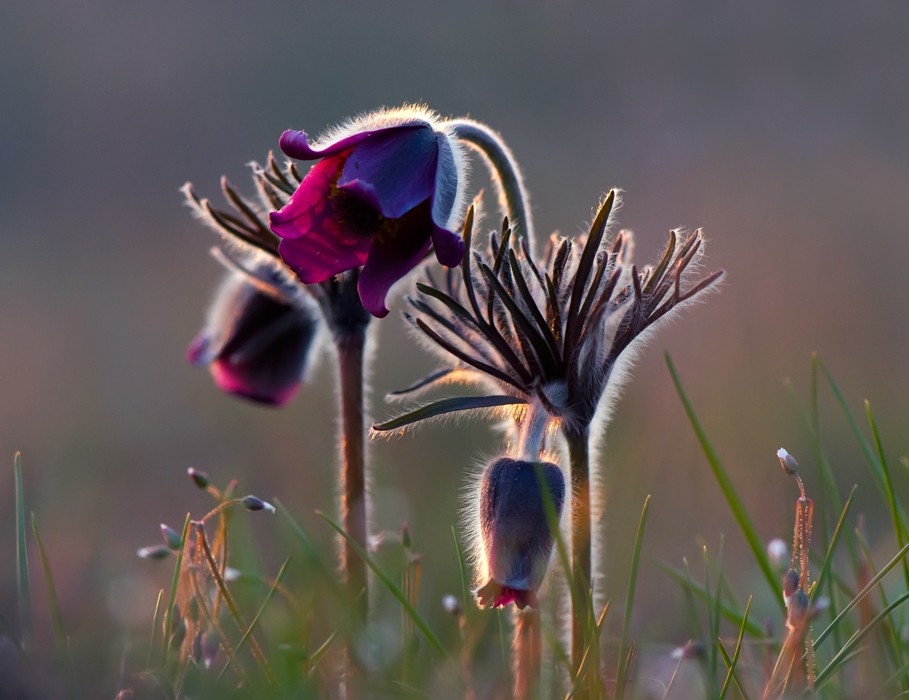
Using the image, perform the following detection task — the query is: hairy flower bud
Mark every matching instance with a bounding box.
[476,457,565,609]
[188,269,319,406]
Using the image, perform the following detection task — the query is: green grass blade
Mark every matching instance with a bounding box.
[217,557,292,682]
[30,514,68,653]
[666,356,783,611]
[148,589,164,668]
[816,357,909,527]
[865,400,909,588]
[656,561,765,638]
[719,595,752,700]
[451,527,473,625]
[161,513,191,664]
[815,590,909,688]
[14,452,32,649]
[811,486,856,606]
[317,512,448,656]
[615,495,651,700]
[814,539,909,650]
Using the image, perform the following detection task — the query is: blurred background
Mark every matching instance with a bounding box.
[2,1,909,693]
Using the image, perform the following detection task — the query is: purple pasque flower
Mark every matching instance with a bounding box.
[476,457,565,609]
[188,268,319,406]
[269,107,467,318]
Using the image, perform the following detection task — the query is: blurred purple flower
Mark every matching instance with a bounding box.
[188,270,319,406]
[269,108,467,318]
[477,457,565,609]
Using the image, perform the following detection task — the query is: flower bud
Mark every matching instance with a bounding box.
[782,568,800,606]
[137,545,172,561]
[476,457,565,609]
[187,467,210,490]
[160,524,183,551]
[442,594,462,616]
[777,448,800,476]
[767,538,788,569]
[241,495,275,513]
[188,269,319,406]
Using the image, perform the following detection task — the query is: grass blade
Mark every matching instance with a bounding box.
[815,590,909,688]
[657,562,766,638]
[666,356,783,610]
[161,514,191,664]
[814,540,909,650]
[865,400,909,589]
[30,514,68,653]
[719,595,752,700]
[317,512,448,656]
[14,452,32,649]
[811,486,856,606]
[615,495,651,700]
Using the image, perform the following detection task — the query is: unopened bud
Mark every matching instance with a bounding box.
[241,495,275,513]
[442,594,461,616]
[170,616,186,649]
[188,468,210,489]
[767,538,788,569]
[137,545,172,560]
[783,569,800,606]
[476,458,565,609]
[777,448,800,475]
[787,589,810,627]
[160,523,183,550]
[401,522,412,549]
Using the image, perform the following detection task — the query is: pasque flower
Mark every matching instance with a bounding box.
[188,269,319,406]
[269,107,468,318]
[476,457,565,609]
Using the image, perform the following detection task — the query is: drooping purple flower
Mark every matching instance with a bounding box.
[188,270,319,406]
[269,108,467,318]
[476,457,565,609]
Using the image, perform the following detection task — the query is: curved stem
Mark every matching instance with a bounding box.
[446,119,535,249]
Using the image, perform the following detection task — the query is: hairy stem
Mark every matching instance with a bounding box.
[564,426,597,697]
[446,119,534,248]
[335,328,369,697]
[513,608,541,700]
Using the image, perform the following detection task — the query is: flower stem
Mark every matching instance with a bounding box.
[512,608,541,700]
[564,426,597,696]
[334,326,369,696]
[446,119,534,247]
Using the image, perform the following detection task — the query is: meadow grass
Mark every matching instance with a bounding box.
[6,355,909,698]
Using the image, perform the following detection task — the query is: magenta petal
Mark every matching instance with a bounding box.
[430,225,465,268]
[338,126,438,220]
[358,227,433,318]
[270,157,373,283]
[279,128,380,161]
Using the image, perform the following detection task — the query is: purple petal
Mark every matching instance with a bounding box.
[430,225,465,268]
[270,156,373,283]
[338,126,438,220]
[279,128,380,161]
[357,203,434,317]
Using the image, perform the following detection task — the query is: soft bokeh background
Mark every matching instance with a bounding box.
[2,1,909,692]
